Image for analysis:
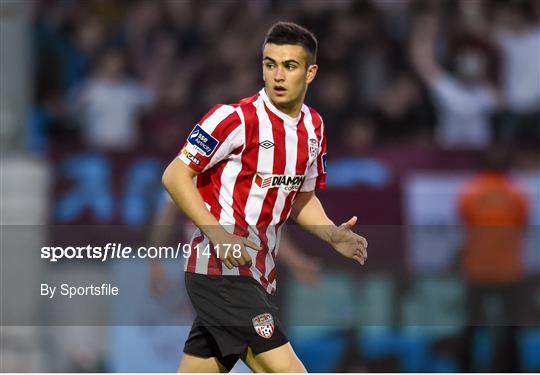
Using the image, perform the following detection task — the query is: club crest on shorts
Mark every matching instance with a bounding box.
[252,313,274,339]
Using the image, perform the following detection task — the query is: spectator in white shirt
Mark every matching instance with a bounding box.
[70,47,153,151]
[411,12,502,149]
[492,1,540,146]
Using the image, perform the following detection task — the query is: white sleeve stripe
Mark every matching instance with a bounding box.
[302,107,319,180]
[201,105,237,133]
[202,125,244,172]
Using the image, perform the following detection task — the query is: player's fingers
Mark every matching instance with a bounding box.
[352,254,365,265]
[341,216,357,229]
[235,251,246,266]
[354,236,367,256]
[222,259,234,269]
[359,236,368,249]
[241,248,253,266]
[228,255,239,268]
[243,238,262,251]
[235,248,250,266]
[356,241,367,259]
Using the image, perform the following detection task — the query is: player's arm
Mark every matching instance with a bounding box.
[409,12,442,85]
[162,159,222,238]
[162,158,259,269]
[290,191,367,265]
[290,191,335,242]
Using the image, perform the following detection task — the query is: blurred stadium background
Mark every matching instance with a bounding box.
[1,0,539,372]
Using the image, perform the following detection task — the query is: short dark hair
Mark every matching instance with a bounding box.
[263,22,318,65]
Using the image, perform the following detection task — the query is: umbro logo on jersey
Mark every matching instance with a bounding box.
[259,140,274,149]
[188,125,219,156]
[254,173,305,191]
[252,313,274,339]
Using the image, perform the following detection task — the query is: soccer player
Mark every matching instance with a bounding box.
[162,22,368,373]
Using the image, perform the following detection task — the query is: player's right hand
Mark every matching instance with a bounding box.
[211,232,262,269]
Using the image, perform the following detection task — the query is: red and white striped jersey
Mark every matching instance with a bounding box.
[177,88,327,294]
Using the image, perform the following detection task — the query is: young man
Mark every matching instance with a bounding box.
[162,22,368,373]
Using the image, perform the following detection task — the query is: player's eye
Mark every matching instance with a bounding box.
[286,65,297,71]
[265,63,275,69]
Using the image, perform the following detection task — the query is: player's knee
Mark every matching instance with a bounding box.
[178,354,227,373]
[278,360,305,373]
[266,357,306,373]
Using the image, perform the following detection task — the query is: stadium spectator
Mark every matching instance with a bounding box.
[69,47,153,150]
[373,70,434,143]
[411,12,501,149]
[458,147,529,371]
[338,112,377,155]
[492,0,540,147]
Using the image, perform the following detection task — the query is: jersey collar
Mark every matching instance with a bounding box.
[259,88,303,123]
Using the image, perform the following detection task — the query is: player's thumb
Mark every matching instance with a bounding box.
[243,238,262,251]
[342,216,357,229]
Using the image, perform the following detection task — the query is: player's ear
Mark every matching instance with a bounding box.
[306,64,318,84]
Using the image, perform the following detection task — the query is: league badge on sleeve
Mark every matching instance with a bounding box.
[188,124,219,156]
[252,313,275,339]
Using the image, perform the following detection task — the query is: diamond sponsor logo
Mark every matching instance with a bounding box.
[252,313,274,339]
[254,174,273,188]
[254,173,305,191]
[187,125,219,156]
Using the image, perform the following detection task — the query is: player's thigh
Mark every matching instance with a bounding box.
[242,342,306,373]
[177,353,228,373]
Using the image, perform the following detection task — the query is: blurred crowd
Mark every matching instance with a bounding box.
[30,0,540,157]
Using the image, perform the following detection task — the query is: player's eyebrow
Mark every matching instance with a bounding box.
[263,57,300,65]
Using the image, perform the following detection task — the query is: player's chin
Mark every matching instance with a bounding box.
[269,92,286,101]
[271,94,292,106]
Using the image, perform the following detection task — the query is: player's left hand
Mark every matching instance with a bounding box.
[329,216,368,265]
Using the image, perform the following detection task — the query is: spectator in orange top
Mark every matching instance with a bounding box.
[459,150,528,283]
[457,147,529,371]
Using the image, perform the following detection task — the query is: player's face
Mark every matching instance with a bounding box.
[262,43,317,115]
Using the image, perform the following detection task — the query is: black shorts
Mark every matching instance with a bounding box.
[183,272,289,370]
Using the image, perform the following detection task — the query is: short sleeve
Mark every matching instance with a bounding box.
[178,105,244,173]
[300,116,327,192]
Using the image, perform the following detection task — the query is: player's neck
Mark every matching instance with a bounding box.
[266,90,306,119]
[274,101,303,118]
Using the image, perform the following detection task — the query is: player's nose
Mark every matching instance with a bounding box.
[274,67,285,81]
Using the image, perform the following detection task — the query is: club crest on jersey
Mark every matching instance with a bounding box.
[252,313,274,339]
[254,173,305,192]
[309,138,318,158]
[188,124,219,156]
